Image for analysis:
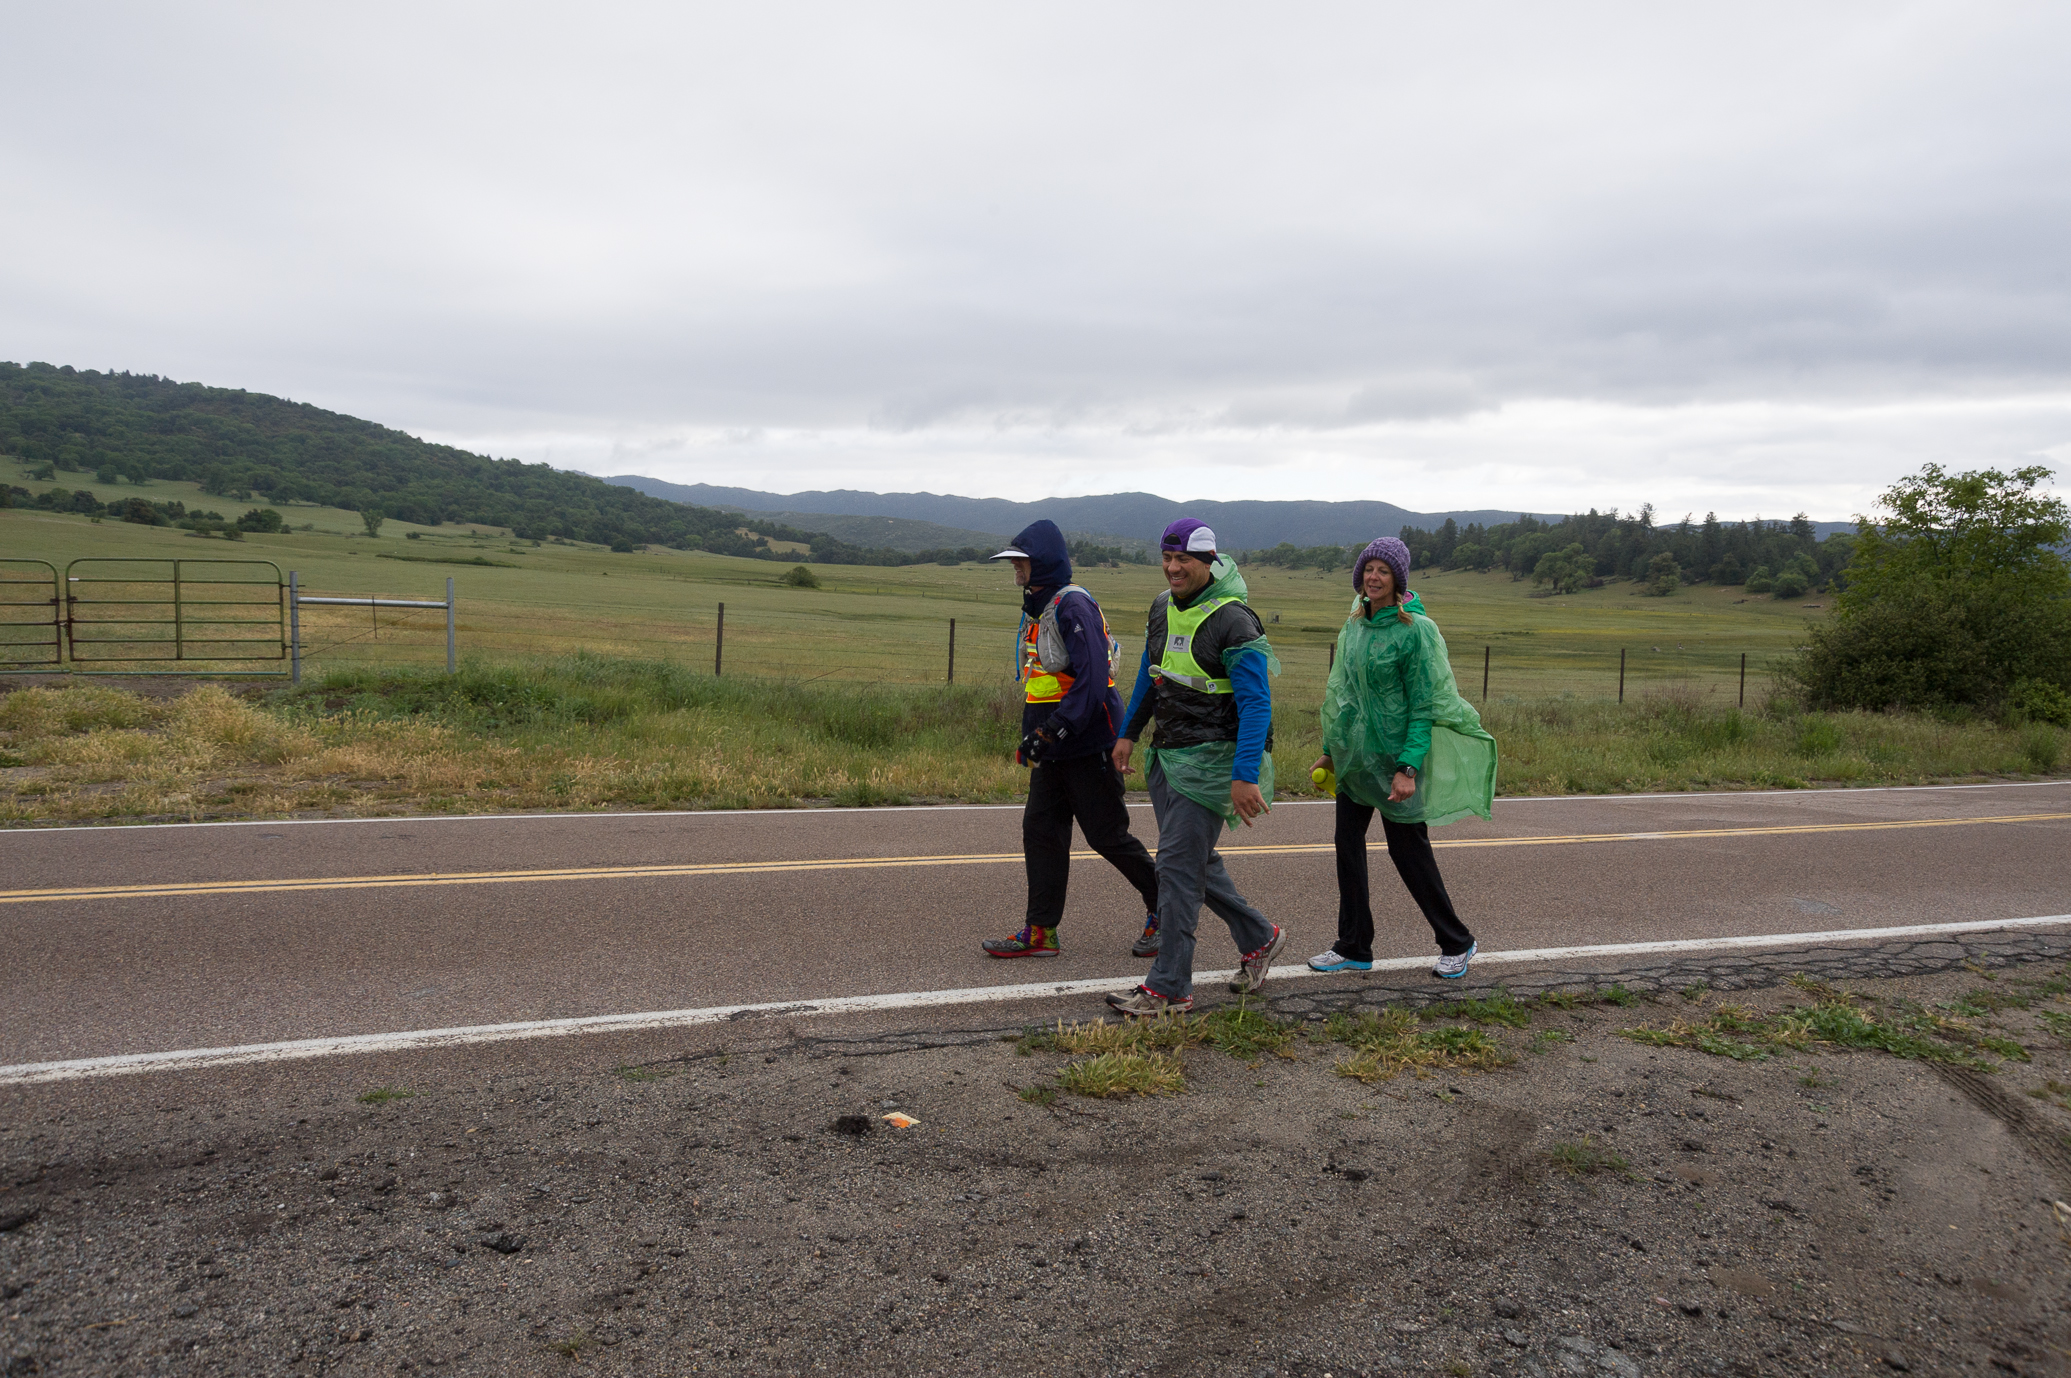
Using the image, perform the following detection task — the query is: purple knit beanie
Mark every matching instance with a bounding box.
[1353,536,1411,599]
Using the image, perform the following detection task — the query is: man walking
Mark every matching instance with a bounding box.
[982,520,1162,959]
[1107,519,1286,1014]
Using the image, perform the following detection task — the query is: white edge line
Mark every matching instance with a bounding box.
[5,914,2066,1087]
[4,779,2065,834]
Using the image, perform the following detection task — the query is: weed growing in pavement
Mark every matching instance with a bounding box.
[1315,1008,1514,1084]
[1015,1003,1300,1098]
[1680,982,1710,1003]
[1618,989,2024,1069]
[1198,1003,1301,1060]
[1056,1052,1185,1098]
[1036,1004,1299,1061]
[1528,1029,1577,1055]
[2040,1010,2071,1038]
[1551,1138,1634,1178]
[356,1087,414,1105]
[549,1328,593,1358]
[1016,1084,1059,1106]
[1538,984,1642,1010]
[1420,988,1531,1027]
[614,1064,676,1083]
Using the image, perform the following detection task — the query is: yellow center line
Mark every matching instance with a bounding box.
[2,812,2064,906]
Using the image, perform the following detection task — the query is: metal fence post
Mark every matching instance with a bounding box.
[173,561,185,663]
[445,577,455,674]
[1482,645,1490,703]
[715,602,724,677]
[289,571,300,685]
[948,618,956,684]
[1618,648,1626,704]
[1740,652,1747,707]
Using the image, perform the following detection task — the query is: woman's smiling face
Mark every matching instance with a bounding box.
[1361,558,1397,604]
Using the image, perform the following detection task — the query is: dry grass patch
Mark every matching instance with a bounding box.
[1055,1052,1186,1098]
[1615,981,2051,1070]
[1313,1007,1516,1083]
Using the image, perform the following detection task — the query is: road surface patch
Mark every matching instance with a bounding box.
[2,812,2063,906]
[3,913,2065,1086]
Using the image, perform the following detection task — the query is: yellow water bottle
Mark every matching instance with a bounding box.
[1311,766,1337,797]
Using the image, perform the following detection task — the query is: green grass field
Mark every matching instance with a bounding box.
[4,450,1830,709]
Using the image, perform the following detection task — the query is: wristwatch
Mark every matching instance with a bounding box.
[1397,765,1417,779]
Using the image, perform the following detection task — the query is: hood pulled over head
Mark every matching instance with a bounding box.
[1005,520,1072,612]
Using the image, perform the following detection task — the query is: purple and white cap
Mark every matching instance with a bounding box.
[1160,518,1218,558]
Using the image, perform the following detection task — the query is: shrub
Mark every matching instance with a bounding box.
[1772,569,1809,599]
[1788,582,2071,712]
[1745,568,1775,593]
[779,564,822,589]
[2009,678,2071,727]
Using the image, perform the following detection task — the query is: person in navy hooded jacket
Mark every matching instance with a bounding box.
[982,520,1162,959]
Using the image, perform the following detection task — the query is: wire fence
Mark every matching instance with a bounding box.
[6,555,1793,706]
[289,592,1787,706]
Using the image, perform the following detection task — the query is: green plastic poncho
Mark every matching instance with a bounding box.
[1140,558,1279,830]
[1320,590,1497,826]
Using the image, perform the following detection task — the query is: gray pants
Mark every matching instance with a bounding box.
[1145,761,1276,999]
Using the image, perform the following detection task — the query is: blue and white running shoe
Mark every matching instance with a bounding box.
[1434,941,1478,979]
[1307,948,1373,973]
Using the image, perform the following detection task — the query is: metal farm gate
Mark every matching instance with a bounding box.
[61,559,288,675]
[0,560,63,669]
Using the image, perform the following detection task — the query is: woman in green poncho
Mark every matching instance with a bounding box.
[1308,536,1498,980]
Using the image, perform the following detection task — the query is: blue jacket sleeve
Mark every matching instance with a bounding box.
[1230,652,1271,783]
[1046,592,1112,742]
[1122,647,1155,740]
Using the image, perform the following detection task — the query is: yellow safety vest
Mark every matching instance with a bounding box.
[1149,595,1236,695]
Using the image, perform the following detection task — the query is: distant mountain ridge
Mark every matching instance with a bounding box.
[600,476,1855,551]
[602,477,1535,552]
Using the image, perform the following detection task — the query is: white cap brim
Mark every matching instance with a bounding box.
[987,547,1029,561]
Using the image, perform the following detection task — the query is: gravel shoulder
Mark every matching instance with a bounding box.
[4,939,2070,1378]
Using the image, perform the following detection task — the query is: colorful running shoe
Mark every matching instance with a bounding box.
[983,924,1060,958]
[1131,912,1161,958]
[1307,948,1373,973]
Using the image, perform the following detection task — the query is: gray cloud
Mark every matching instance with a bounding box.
[2,2,2067,516]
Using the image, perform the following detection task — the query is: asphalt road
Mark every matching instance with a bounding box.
[3,781,2069,1068]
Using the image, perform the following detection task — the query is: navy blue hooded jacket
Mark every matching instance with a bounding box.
[1012,520,1123,761]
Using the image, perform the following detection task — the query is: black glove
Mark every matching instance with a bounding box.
[1020,722,1071,766]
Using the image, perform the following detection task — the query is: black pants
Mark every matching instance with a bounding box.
[1333,793,1475,959]
[1024,752,1159,926]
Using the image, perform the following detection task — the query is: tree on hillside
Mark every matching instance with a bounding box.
[1839,463,2067,605]
[361,507,386,538]
[1789,465,2071,711]
[1531,543,1592,595]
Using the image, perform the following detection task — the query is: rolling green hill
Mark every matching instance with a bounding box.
[0,362,849,558]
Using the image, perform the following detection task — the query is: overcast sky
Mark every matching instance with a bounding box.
[5,2,2067,519]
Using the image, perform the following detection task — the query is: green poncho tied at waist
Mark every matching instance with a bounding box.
[1141,559,1279,830]
[1320,590,1497,827]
